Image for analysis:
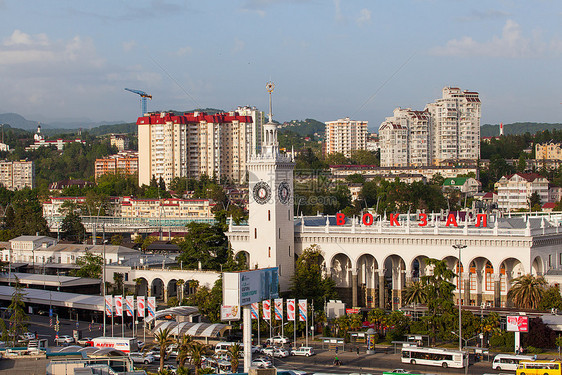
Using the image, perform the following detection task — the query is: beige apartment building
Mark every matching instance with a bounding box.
[379,87,481,167]
[325,117,368,157]
[137,111,254,187]
[536,143,562,160]
[495,173,549,211]
[0,160,34,190]
[110,134,130,151]
[95,150,139,181]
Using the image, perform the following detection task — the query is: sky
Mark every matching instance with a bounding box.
[0,0,561,130]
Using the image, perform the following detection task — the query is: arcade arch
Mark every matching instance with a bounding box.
[151,278,164,302]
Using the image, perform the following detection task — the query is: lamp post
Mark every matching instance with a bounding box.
[453,244,467,352]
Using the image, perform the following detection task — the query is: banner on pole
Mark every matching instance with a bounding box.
[137,296,145,318]
[298,299,307,322]
[105,295,113,317]
[115,296,123,317]
[274,298,283,320]
[250,303,259,320]
[287,299,295,321]
[147,297,156,318]
[126,296,134,317]
[263,300,271,320]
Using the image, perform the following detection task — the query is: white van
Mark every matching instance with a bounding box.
[492,354,535,371]
[215,341,242,354]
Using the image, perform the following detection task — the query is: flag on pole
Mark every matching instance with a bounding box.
[115,296,123,317]
[105,295,113,317]
[137,296,145,318]
[298,299,307,322]
[274,298,283,320]
[147,297,156,318]
[125,295,134,317]
[263,300,271,320]
[287,299,295,321]
[250,303,259,320]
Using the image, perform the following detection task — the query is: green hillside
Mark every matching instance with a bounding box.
[481,122,562,137]
[280,118,325,137]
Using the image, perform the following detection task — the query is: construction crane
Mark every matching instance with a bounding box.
[124,88,152,116]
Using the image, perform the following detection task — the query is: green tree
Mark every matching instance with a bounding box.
[151,327,175,372]
[110,234,123,246]
[176,334,193,368]
[403,281,427,305]
[420,258,456,344]
[539,285,562,310]
[113,273,124,295]
[289,244,337,311]
[8,278,28,346]
[227,343,242,372]
[529,192,542,211]
[188,341,209,375]
[60,210,85,242]
[177,223,230,270]
[508,274,547,309]
[71,251,103,278]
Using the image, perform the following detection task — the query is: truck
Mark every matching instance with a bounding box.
[92,337,138,353]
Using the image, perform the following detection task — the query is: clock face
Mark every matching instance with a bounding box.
[278,181,291,204]
[253,181,271,205]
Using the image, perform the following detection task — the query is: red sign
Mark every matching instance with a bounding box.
[507,316,529,332]
[346,308,360,314]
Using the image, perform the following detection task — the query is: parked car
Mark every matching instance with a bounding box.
[129,352,155,364]
[20,332,36,340]
[252,357,273,368]
[263,347,289,358]
[163,364,178,374]
[265,336,289,345]
[55,335,74,345]
[76,337,93,346]
[291,346,315,357]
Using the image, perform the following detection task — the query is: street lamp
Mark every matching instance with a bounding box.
[453,244,467,352]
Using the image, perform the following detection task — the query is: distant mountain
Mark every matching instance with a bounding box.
[279,119,325,137]
[0,113,40,130]
[481,122,562,137]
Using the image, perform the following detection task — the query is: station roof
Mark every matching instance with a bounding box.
[0,285,103,312]
[144,305,199,323]
[0,272,101,288]
[153,320,230,338]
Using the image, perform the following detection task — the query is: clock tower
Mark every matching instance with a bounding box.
[247,82,295,291]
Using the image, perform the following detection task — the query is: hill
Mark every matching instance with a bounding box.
[279,118,325,137]
[0,113,40,130]
[481,122,562,137]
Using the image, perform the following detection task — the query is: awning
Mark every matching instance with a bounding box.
[153,320,230,338]
[0,285,103,312]
[144,305,199,323]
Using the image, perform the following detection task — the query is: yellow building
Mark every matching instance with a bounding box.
[536,142,562,160]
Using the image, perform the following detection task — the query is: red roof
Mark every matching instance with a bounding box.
[505,173,544,182]
[543,202,556,209]
[137,112,253,126]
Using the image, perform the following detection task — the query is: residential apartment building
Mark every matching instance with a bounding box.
[0,160,34,190]
[325,117,368,157]
[137,111,254,187]
[95,150,139,180]
[379,87,481,167]
[379,108,430,167]
[110,134,130,151]
[495,173,549,211]
[536,142,562,160]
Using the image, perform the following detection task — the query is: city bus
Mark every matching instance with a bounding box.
[517,360,562,375]
[401,346,466,368]
[492,354,535,371]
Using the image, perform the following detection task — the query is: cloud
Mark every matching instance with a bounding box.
[356,8,371,26]
[240,0,311,16]
[176,46,192,56]
[122,40,137,52]
[457,9,510,22]
[334,0,344,22]
[430,20,560,58]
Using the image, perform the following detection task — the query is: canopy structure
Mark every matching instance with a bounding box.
[144,305,199,323]
[153,320,230,338]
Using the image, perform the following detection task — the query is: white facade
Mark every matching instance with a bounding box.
[496,173,550,211]
[325,117,368,157]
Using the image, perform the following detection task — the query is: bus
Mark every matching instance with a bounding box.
[517,361,562,375]
[493,354,536,371]
[401,346,466,369]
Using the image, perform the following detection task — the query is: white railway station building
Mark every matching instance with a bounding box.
[227,87,562,310]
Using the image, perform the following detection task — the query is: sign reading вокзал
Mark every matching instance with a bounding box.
[223,268,279,306]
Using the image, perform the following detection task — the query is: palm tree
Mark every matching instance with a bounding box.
[508,274,547,309]
[403,281,428,305]
[188,341,209,375]
[177,334,193,368]
[227,343,241,373]
[177,279,185,302]
[151,327,175,372]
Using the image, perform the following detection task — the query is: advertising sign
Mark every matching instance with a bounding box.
[346,308,360,314]
[263,299,271,320]
[274,298,283,320]
[507,315,529,332]
[137,296,145,318]
[223,267,279,306]
[147,297,156,318]
[298,299,307,322]
[126,296,134,317]
[287,299,295,321]
[115,296,123,317]
[105,295,113,317]
[221,305,241,321]
[250,303,259,320]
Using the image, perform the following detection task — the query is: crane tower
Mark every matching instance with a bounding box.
[124,88,152,116]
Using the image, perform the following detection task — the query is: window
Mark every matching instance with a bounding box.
[254,228,257,239]
[268,247,271,258]
[268,210,271,221]
[278,228,281,239]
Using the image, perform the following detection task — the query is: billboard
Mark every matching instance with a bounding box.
[221,305,241,321]
[223,267,279,306]
[507,315,529,332]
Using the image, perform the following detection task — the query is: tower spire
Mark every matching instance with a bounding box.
[267,81,274,123]
[262,81,278,156]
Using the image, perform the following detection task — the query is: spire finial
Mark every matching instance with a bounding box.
[266,81,275,123]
